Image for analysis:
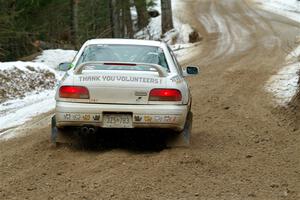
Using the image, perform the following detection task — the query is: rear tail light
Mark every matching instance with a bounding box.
[149,89,182,101]
[59,86,89,99]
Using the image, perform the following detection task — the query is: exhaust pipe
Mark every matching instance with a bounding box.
[88,127,96,134]
[81,127,89,135]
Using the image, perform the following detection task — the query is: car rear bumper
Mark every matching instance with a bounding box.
[55,101,189,131]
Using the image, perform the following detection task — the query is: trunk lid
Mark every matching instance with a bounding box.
[73,70,167,104]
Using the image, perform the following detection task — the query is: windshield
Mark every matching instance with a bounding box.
[76,44,169,71]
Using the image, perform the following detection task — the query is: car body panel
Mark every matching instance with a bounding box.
[55,101,188,131]
[55,39,194,132]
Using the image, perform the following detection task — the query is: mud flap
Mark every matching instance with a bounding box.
[167,112,193,148]
[51,115,58,145]
[51,115,78,147]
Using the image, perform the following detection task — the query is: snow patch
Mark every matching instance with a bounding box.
[135,0,196,45]
[0,62,57,102]
[172,43,202,61]
[259,0,300,106]
[34,49,77,79]
[286,45,300,63]
[0,90,55,135]
[266,62,300,106]
[266,44,300,106]
[253,0,300,23]
[34,49,77,70]
[0,49,76,137]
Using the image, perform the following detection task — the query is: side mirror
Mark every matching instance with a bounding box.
[183,66,200,76]
[58,62,72,71]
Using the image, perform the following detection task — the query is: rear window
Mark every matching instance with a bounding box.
[76,44,169,71]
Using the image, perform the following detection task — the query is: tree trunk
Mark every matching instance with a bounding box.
[71,0,79,49]
[123,0,134,38]
[134,0,149,30]
[110,0,122,38]
[161,0,173,34]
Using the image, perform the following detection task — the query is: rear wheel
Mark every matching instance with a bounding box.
[51,116,78,148]
[167,111,193,148]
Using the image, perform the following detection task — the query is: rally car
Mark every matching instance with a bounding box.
[51,39,199,147]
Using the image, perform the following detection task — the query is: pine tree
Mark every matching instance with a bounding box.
[134,0,149,30]
[110,0,122,38]
[71,0,79,49]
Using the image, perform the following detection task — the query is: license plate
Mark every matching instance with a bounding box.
[103,114,132,128]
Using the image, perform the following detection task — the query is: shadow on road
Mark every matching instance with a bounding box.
[58,128,175,153]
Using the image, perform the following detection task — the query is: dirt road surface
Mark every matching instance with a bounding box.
[1,0,300,199]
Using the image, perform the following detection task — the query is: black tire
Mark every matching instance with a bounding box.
[166,111,193,148]
[50,115,77,148]
[182,111,193,144]
[50,115,59,147]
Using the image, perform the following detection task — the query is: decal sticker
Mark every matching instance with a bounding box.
[144,116,153,123]
[134,116,142,122]
[72,114,81,121]
[93,115,101,121]
[171,75,183,84]
[133,115,178,123]
[82,114,91,121]
[79,76,101,82]
[61,113,101,121]
[164,116,177,123]
[154,116,163,122]
[79,75,162,84]
[64,113,71,120]
[164,116,171,122]
[61,73,70,82]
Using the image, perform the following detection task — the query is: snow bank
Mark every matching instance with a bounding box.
[253,0,300,23]
[286,45,300,63]
[135,0,197,45]
[0,62,57,103]
[0,61,56,72]
[265,41,300,106]
[172,43,202,61]
[0,49,76,136]
[34,49,77,70]
[0,90,55,134]
[261,0,300,106]
[0,49,77,104]
[266,62,300,106]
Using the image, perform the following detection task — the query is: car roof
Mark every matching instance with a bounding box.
[85,39,165,48]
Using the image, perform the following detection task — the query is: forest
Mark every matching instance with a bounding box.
[0,0,173,61]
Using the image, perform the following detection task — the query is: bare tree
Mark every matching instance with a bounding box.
[161,0,173,34]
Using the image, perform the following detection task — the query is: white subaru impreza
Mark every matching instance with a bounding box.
[51,39,199,146]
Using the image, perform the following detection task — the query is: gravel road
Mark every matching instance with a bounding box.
[1,0,300,199]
